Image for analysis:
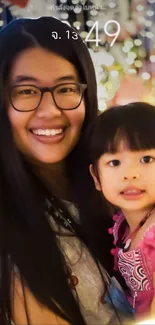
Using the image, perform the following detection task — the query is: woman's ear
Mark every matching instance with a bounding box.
[89,164,101,191]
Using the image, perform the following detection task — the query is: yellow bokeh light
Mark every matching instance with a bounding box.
[136,320,155,325]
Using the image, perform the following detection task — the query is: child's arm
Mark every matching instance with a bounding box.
[139,225,155,318]
[150,273,155,318]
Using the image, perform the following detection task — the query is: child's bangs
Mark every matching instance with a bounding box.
[105,123,155,153]
[89,103,155,163]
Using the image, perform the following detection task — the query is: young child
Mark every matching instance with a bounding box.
[89,102,155,322]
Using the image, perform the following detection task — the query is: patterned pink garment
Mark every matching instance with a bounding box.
[109,213,155,319]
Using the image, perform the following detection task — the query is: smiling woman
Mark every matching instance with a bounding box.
[7,48,86,164]
[0,16,127,325]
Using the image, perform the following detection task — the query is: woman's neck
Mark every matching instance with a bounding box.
[31,160,74,201]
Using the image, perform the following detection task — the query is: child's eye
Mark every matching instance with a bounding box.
[108,160,121,167]
[140,156,154,164]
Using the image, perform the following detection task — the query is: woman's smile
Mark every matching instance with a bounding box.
[30,126,67,144]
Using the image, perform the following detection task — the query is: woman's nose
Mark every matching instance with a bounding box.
[36,92,62,118]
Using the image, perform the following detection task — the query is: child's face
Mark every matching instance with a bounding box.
[90,142,155,214]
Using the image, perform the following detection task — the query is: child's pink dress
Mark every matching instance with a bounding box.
[109,212,155,319]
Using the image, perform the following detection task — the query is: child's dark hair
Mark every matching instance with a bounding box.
[89,102,155,168]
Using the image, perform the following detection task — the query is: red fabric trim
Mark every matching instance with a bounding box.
[8,0,29,8]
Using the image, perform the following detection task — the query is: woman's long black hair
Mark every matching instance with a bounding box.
[0,17,113,324]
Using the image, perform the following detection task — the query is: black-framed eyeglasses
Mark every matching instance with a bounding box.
[9,82,87,112]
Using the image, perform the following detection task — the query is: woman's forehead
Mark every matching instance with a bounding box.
[8,47,79,85]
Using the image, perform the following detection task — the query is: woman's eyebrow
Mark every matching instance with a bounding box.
[11,74,77,84]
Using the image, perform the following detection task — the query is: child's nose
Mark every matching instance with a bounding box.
[123,172,140,180]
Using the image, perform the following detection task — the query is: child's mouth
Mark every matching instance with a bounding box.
[121,189,145,195]
[120,188,145,199]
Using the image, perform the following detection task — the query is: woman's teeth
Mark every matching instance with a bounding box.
[31,129,64,136]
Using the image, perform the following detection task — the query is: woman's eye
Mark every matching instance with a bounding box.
[140,156,154,164]
[16,88,36,96]
[59,87,75,93]
[108,160,120,167]
[20,90,34,94]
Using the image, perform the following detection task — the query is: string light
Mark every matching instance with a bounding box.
[60,13,68,19]
[134,60,143,68]
[146,10,154,17]
[95,66,103,74]
[86,20,94,27]
[138,16,146,24]
[122,46,130,53]
[142,72,151,80]
[72,0,79,4]
[122,40,134,53]
[90,9,98,16]
[128,52,137,59]
[110,70,119,77]
[98,100,107,111]
[134,39,142,46]
[140,30,146,37]
[73,21,81,29]
[128,68,137,75]
[103,54,115,67]
[124,40,134,49]
[126,57,134,65]
[136,5,144,11]
[0,2,4,30]
[150,55,155,63]
[97,85,107,99]
[146,31,154,39]
[80,31,88,39]
[108,2,116,9]
[74,6,82,14]
[145,20,152,27]
[138,49,146,58]
[136,320,155,324]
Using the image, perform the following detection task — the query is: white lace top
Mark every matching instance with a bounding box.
[11,200,129,325]
[46,200,125,325]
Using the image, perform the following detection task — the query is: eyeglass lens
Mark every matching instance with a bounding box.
[11,83,84,111]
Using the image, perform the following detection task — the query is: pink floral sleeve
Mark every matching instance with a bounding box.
[139,224,155,271]
[108,213,124,271]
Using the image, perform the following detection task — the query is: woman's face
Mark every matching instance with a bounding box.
[7,48,86,164]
